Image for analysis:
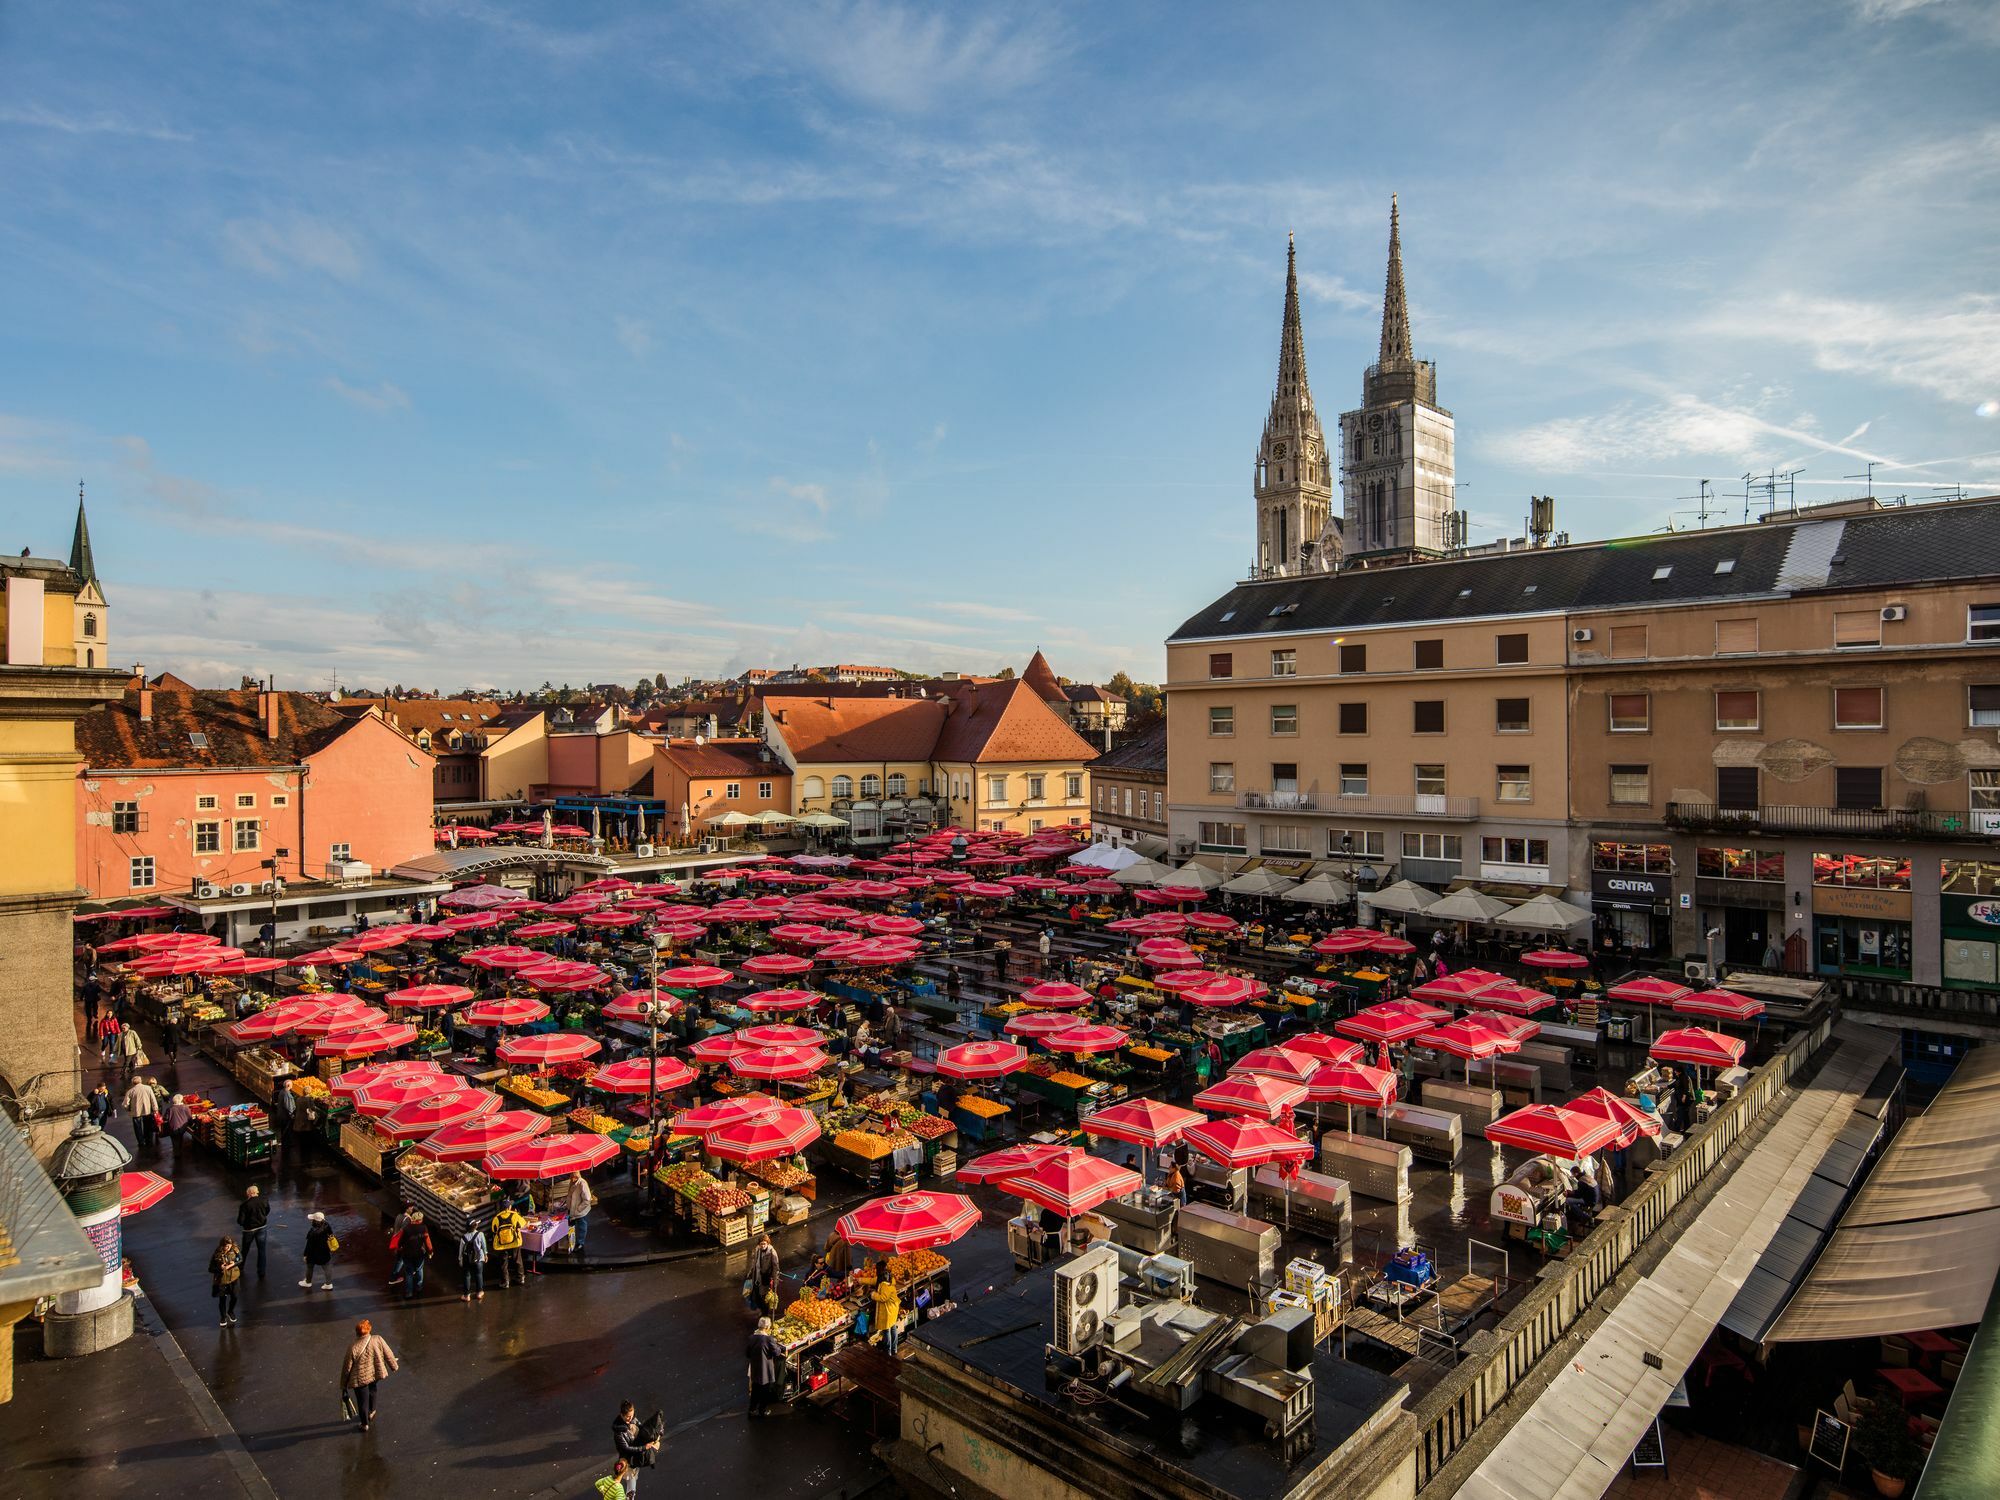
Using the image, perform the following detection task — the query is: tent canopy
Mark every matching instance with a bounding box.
[1493,892,1592,932]
[1166,860,1226,890]
[1110,858,1176,887]
[1364,879,1438,915]
[1220,868,1297,898]
[1284,872,1356,906]
[1425,888,1516,923]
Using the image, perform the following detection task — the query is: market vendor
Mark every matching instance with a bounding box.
[870,1262,903,1355]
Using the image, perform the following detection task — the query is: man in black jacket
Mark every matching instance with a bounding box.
[236,1186,270,1278]
[746,1318,785,1417]
[611,1400,659,1493]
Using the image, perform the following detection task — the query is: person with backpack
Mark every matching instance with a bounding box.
[611,1400,661,1493]
[457,1222,488,1302]
[490,1199,528,1288]
[301,1211,337,1289]
[209,1237,242,1327]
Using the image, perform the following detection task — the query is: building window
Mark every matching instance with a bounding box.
[1413,700,1445,734]
[830,776,853,799]
[330,842,351,865]
[83,613,97,637]
[1029,818,1044,832]
[234,818,262,851]
[859,774,881,797]
[1971,685,2000,728]
[194,820,221,853]
[1269,649,1296,677]
[1482,837,1549,868]
[1715,618,1758,655]
[1697,846,1783,880]
[1208,706,1234,737]
[1495,698,1530,733]
[1414,764,1446,798]
[1329,829,1385,858]
[1338,702,1368,735]
[1609,765,1651,805]
[130,856,155,889]
[1608,625,1649,660]
[270,794,289,808]
[196,794,218,811]
[801,775,825,800]
[1208,652,1233,679]
[1197,821,1247,853]
[760,779,776,799]
[236,793,257,809]
[1834,608,1881,648]
[1414,638,1443,670]
[1833,686,1884,729]
[1270,704,1298,736]
[1834,767,1883,810]
[1495,765,1532,802]
[1261,825,1309,854]
[725,781,742,800]
[1716,766,1760,810]
[1152,790,1163,821]
[1971,770,2000,818]
[1595,840,1673,873]
[1942,857,2000,895]
[1065,773,1082,798]
[1401,832,1462,863]
[1715,690,1760,731]
[1026,774,1046,800]
[1339,763,1369,797]
[1970,604,2000,643]
[1813,850,1911,890]
[1495,633,1529,665]
[1209,762,1235,793]
[112,800,140,834]
[1338,643,1367,674]
[1608,693,1650,732]
[883,774,904,796]
[986,775,1008,803]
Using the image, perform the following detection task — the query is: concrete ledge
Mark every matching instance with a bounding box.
[42,1291,134,1358]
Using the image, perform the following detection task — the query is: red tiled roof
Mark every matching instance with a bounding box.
[762,696,947,763]
[78,690,383,770]
[659,738,791,780]
[339,697,506,739]
[933,679,1098,765]
[1020,650,1065,703]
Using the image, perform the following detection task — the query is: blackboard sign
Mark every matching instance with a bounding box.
[1810,1409,1851,1473]
[1631,1416,1666,1471]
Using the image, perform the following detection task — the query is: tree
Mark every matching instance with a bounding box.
[995,666,1015,679]
[653,671,668,690]
[1105,670,1136,699]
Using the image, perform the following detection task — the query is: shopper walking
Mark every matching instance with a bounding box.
[564,1172,595,1256]
[491,1199,528,1288]
[87,1081,113,1127]
[748,1232,780,1314]
[235,1185,270,1279]
[300,1211,337,1289]
[339,1319,398,1432]
[160,1015,181,1067]
[209,1237,242,1327]
[162,1093,193,1151]
[457,1222,488,1302]
[392,1211,432,1301]
[116,1020,146,1087]
[122,1075,162,1148]
[745,1317,784,1417]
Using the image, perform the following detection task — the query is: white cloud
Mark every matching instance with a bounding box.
[324,376,412,414]
[1700,292,2000,410]
[222,216,364,281]
[1298,272,1375,314]
[769,478,832,513]
[770,3,1065,114]
[0,102,191,142]
[613,313,652,358]
[1485,392,1862,475]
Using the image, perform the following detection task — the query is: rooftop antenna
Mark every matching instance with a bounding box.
[1526,494,1555,548]
[1674,479,1717,529]
[1843,461,1877,498]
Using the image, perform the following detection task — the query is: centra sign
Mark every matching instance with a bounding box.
[1591,869,1672,901]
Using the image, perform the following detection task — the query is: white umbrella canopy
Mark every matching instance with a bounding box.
[707,811,755,827]
[1364,879,1440,914]
[1070,843,1144,871]
[1425,888,1516,924]
[1167,861,1227,891]
[1220,868,1298,898]
[1493,893,1593,932]
[749,809,796,825]
[1284,872,1356,906]
[796,811,848,828]
[1111,858,1178,887]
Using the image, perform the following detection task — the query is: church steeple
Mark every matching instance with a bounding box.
[1252,236,1336,577]
[1277,232,1310,403]
[1378,194,1412,369]
[70,482,99,585]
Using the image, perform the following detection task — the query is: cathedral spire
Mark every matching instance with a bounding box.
[1377,194,1413,369]
[70,481,98,585]
[1277,231,1310,401]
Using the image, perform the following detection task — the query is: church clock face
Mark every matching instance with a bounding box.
[1367,413,1384,433]
[1271,442,1288,460]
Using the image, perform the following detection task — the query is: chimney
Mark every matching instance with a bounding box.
[135,662,152,723]
[263,677,280,740]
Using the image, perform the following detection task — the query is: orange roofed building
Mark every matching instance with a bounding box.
[655,738,793,840]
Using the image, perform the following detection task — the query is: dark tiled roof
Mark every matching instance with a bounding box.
[79,690,373,770]
[1168,496,2000,640]
[1091,721,1167,775]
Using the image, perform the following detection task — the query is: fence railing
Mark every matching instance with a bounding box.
[1666,800,1992,840]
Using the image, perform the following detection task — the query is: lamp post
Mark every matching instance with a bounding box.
[641,929,670,1216]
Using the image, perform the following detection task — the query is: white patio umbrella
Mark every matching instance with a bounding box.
[1493,893,1593,933]
[1425,888,1516,924]
[1167,861,1226,891]
[1364,879,1439,915]
[1284,872,1356,906]
[1111,858,1177,887]
[1220,868,1298,898]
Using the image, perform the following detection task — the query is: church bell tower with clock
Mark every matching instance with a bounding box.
[1339,196,1457,560]
[1252,235,1338,577]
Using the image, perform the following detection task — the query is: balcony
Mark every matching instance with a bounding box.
[1665,800,1995,841]
[1236,789,1481,820]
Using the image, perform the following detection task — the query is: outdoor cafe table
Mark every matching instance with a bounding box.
[1877,1365,1944,1404]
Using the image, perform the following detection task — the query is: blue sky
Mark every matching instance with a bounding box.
[3,1,1997,692]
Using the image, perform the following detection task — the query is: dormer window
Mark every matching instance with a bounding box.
[416,731,432,749]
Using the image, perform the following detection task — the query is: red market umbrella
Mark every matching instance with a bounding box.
[129,949,237,977]
[1183,912,1240,932]
[327,1059,444,1097]
[1075,879,1122,895]
[671,1094,780,1135]
[292,1004,388,1039]
[1134,938,1202,969]
[351,1073,459,1118]
[687,1032,753,1064]
[956,1141,1069,1184]
[1485,1104,1622,1160]
[202,955,290,977]
[1468,982,1559,1017]
[1607,975,1694,1005]
[1415,1020,1521,1061]
[497,1031,602,1065]
[384,984,474,1010]
[1335,1003,1440,1044]
[437,912,501,932]
[1463,1012,1539,1044]
[511,920,577,939]
[1043,1023,1128,1054]
[1672,990,1767,1023]
[1017,981,1094,1008]
[378,1088,503,1140]
[858,914,925,936]
[1410,973,1504,1004]
[1285,1032,1363,1064]
[737,1024,826,1048]
[466,945,547,970]
[1304,1060,1397,1108]
[1232,1045,1323,1085]
[599,991,683,1023]
[1003,1011,1083,1039]
[1080,1098,1205,1149]
[464,995,551,1027]
[1193,1072,1307,1119]
[1650,1027,1746,1070]
[993,1148,1142,1217]
[936,1041,1030,1079]
[316,1021,419,1059]
[1181,1118,1312,1170]
[290,947,361,968]
[729,1045,830,1081]
[1153,968,1224,993]
[583,910,644,928]
[769,923,845,947]
[1182,975,1269,1008]
[706,1105,822,1162]
[521,964,611,993]
[740,953,814,977]
[741,988,823,1013]
[120,1170,175,1216]
[348,929,410,952]
[957,881,1015,899]
[591,1056,697,1094]
[228,999,340,1042]
[1313,930,1377,955]
[1520,949,1590,970]
[1567,1086,1664,1147]
[836,1192,982,1252]
[1368,934,1417,956]
[484,1132,619,1179]
[657,965,735,989]
[414,1110,551,1161]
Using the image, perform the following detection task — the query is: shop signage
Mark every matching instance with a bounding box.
[1591,869,1673,902]
[1811,885,1913,922]
[1967,899,2000,927]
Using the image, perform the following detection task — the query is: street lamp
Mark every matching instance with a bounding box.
[640,929,672,1216]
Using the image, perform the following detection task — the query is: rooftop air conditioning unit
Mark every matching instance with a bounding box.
[337,861,373,881]
[635,843,655,857]
[1571,628,1594,643]
[259,880,279,894]
[1683,960,1712,983]
[229,882,255,897]
[194,881,223,899]
[1880,605,1908,622]
[1052,1243,1120,1356]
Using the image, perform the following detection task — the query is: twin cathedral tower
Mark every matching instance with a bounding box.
[1252,197,1457,576]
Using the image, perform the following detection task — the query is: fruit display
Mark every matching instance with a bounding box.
[882,1249,950,1284]
[1129,1045,1173,1064]
[751,1161,811,1190]
[833,1130,895,1160]
[772,1315,818,1347]
[953,1094,1007,1119]
[566,1108,621,1134]
[906,1113,954,1140]
[656,1161,717,1199]
[782,1293,847,1330]
[697,1184,753,1215]
[184,999,227,1026]
[500,1077,571,1110]
[288,1075,332,1100]
[416,1028,447,1051]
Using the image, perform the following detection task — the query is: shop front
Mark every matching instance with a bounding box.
[1939,861,2000,990]
[1812,881,1914,980]
[1589,866,1674,959]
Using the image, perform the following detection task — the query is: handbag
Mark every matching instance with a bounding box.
[326,1233,340,1253]
[340,1389,359,1422]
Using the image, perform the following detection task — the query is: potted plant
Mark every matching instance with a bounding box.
[1854,1385,1922,1498]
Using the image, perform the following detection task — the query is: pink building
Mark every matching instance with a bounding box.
[76,684,435,899]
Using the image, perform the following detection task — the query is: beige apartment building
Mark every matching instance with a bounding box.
[1166,495,2000,989]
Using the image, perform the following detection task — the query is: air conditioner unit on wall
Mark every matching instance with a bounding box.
[1052,1244,1120,1356]
[230,882,254,897]
[194,881,222,899]
[1683,960,1712,983]
[1880,605,1908,622]
[1571,628,1594,643]
[635,844,655,857]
